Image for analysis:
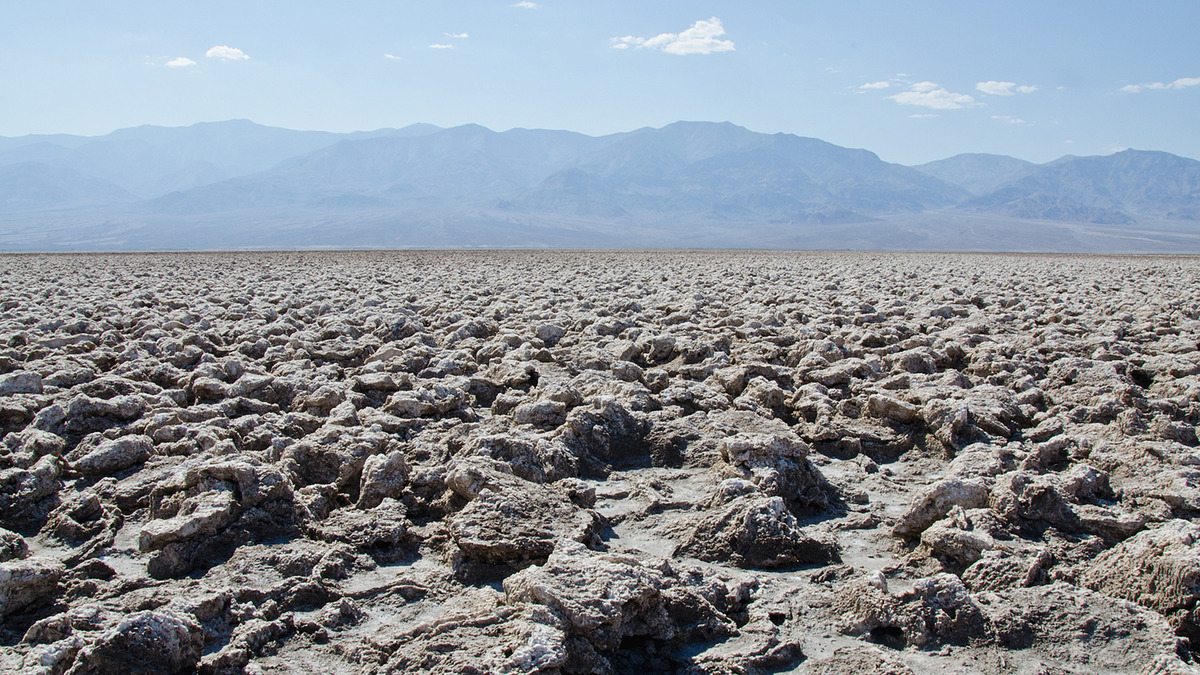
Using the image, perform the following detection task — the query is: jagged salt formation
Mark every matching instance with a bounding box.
[0,251,1198,674]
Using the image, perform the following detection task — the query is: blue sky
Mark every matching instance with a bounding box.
[2,1,1198,164]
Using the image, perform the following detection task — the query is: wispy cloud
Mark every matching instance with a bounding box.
[165,57,196,68]
[992,115,1031,125]
[206,45,249,61]
[1120,76,1200,93]
[908,113,939,119]
[514,1,537,7]
[976,81,1037,96]
[858,80,891,90]
[427,31,467,50]
[888,81,976,109]
[383,53,403,61]
[611,17,735,55]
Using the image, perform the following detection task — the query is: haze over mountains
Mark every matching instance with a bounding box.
[1,120,1197,252]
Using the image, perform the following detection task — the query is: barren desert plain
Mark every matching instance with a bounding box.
[3,249,1200,674]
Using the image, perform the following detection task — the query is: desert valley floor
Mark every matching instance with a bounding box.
[2,250,1200,674]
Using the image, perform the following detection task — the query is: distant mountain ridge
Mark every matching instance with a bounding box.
[0,120,1198,251]
[126,121,971,225]
[0,120,443,198]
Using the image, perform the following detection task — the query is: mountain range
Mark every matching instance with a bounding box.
[1,120,1197,252]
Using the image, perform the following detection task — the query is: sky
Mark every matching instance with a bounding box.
[2,1,1198,165]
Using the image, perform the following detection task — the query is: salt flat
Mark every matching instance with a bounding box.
[2,251,1199,674]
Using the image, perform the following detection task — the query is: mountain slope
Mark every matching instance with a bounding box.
[0,120,444,199]
[914,153,1037,196]
[149,124,612,214]
[0,162,137,212]
[500,121,966,224]
[959,149,1200,223]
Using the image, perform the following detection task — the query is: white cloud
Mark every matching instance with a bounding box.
[610,17,734,56]
[206,45,249,61]
[1121,76,1200,93]
[992,115,1031,125]
[429,43,455,49]
[888,82,976,109]
[976,80,1037,96]
[859,81,891,90]
[908,114,939,119]
[514,1,537,7]
[384,53,403,60]
[445,32,469,38]
[165,57,196,68]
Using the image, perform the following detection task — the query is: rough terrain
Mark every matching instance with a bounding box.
[1,250,1199,674]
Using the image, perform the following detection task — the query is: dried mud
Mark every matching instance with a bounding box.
[2,250,1200,674]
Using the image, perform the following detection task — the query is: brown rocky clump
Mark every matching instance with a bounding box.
[0,250,1199,674]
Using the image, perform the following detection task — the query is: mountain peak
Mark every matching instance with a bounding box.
[660,120,745,131]
[446,123,495,134]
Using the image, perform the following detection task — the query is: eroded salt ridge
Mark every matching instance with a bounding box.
[1,250,1199,674]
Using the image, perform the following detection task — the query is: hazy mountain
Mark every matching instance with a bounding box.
[506,123,854,223]
[1071,150,1200,219]
[0,120,444,199]
[271,124,606,199]
[0,120,1198,251]
[149,124,610,214]
[147,121,969,226]
[544,121,968,221]
[957,149,1200,223]
[961,187,1134,225]
[341,123,444,141]
[0,162,136,212]
[914,153,1037,196]
[0,133,93,152]
[494,121,964,227]
[0,141,76,167]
